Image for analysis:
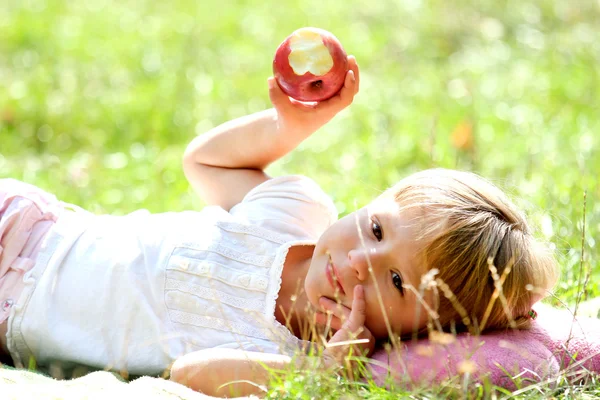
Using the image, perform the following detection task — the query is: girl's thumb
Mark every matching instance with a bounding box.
[268,77,287,106]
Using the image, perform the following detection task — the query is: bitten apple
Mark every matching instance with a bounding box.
[273,27,348,102]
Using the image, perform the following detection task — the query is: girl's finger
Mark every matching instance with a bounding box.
[347,55,360,94]
[313,311,330,327]
[319,297,350,325]
[343,285,367,332]
[314,311,343,331]
[288,97,318,108]
[319,297,349,314]
[267,77,291,109]
[335,68,356,107]
[313,60,357,113]
[270,77,320,113]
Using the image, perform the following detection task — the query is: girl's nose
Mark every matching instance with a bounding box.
[348,248,378,281]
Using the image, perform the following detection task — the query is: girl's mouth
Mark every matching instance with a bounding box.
[326,254,345,296]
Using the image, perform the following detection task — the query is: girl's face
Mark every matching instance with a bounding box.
[305,195,431,339]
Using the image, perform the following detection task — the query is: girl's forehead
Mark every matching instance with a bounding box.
[367,197,432,237]
[367,193,399,210]
[368,194,417,218]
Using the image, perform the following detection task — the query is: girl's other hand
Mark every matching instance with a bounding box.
[316,284,375,370]
[268,55,360,137]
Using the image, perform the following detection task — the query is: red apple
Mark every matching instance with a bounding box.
[273,27,348,102]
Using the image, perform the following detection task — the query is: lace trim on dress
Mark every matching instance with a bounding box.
[263,240,318,353]
[178,242,275,267]
[168,309,269,340]
[167,301,274,333]
[215,221,286,245]
[166,257,270,292]
[165,278,266,311]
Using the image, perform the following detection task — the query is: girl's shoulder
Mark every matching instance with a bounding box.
[229,175,338,239]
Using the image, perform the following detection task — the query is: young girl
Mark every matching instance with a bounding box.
[0,56,558,397]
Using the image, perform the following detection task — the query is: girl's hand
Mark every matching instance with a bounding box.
[315,285,375,370]
[268,55,360,137]
[183,56,359,212]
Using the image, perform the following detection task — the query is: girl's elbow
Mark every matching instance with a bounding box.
[169,357,190,386]
[169,355,207,393]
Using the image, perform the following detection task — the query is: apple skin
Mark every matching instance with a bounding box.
[273,27,348,102]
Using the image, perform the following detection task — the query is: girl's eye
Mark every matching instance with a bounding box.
[391,271,404,296]
[371,220,383,241]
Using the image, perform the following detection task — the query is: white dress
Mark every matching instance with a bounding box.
[6,175,337,375]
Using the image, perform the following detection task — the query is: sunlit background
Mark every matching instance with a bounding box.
[1,0,598,303]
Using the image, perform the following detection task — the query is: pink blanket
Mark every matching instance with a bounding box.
[369,305,600,390]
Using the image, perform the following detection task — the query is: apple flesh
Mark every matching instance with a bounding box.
[273,27,348,102]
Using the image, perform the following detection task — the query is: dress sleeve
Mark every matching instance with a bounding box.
[229,175,338,241]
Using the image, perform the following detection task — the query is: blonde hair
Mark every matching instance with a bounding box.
[389,168,558,333]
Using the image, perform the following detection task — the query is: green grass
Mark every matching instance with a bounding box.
[1,0,599,397]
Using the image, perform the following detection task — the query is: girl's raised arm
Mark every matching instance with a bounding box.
[182,56,359,211]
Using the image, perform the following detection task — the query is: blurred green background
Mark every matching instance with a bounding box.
[1,0,598,303]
